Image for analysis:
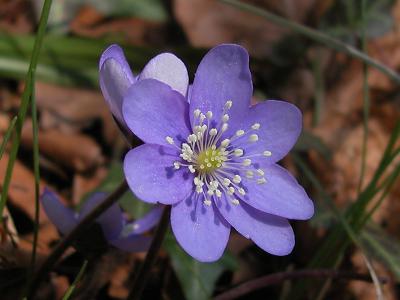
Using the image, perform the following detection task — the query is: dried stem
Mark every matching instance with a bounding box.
[214,269,388,300]
[126,206,171,300]
[26,180,128,299]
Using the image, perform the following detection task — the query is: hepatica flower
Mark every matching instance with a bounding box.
[41,189,163,252]
[99,44,314,262]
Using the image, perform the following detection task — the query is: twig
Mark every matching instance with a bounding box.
[214,269,388,300]
[126,206,170,300]
[26,180,128,299]
[219,0,400,83]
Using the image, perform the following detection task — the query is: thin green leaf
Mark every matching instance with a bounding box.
[164,232,237,300]
[62,260,88,300]
[219,0,400,83]
[0,116,17,160]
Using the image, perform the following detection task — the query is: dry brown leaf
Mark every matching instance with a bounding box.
[72,167,108,205]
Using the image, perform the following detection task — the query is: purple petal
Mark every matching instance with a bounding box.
[78,192,124,240]
[241,164,314,220]
[110,235,151,252]
[124,144,193,205]
[233,100,302,164]
[138,53,189,96]
[126,204,164,234]
[171,194,231,262]
[216,196,294,255]
[122,79,191,146]
[99,44,136,126]
[40,188,77,235]
[189,44,252,134]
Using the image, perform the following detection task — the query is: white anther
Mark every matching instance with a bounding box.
[203,199,212,206]
[223,178,231,186]
[188,134,197,143]
[188,165,196,173]
[246,171,254,178]
[194,177,201,185]
[173,162,181,169]
[251,123,261,130]
[196,186,203,193]
[236,130,245,137]
[215,189,222,198]
[238,188,246,196]
[200,114,206,122]
[228,187,235,195]
[206,111,213,119]
[257,178,267,184]
[166,136,174,145]
[207,189,214,196]
[209,128,218,136]
[263,150,272,157]
[225,100,233,109]
[256,169,265,176]
[221,123,228,132]
[231,199,240,205]
[201,124,207,132]
[234,149,244,157]
[249,134,259,142]
[233,175,242,184]
[211,181,219,189]
[242,159,252,166]
[221,139,230,147]
[194,109,201,118]
[222,114,229,122]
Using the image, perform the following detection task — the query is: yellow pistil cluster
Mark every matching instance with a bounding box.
[196,146,226,174]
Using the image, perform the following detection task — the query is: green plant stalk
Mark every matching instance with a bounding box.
[62,260,88,300]
[219,0,400,83]
[0,0,52,221]
[0,116,17,160]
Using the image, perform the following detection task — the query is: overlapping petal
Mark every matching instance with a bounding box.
[124,144,193,205]
[189,44,252,134]
[127,204,164,234]
[139,53,189,96]
[41,189,77,235]
[99,44,136,126]
[240,164,314,220]
[122,79,191,146]
[216,196,294,255]
[171,194,231,262]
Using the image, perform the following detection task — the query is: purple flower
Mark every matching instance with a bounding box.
[41,189,163,252]
[100,44,314,262]
[99,44,189,131]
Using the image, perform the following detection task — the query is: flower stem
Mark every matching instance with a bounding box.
[25,180,128,299]
[126,206,170,300]
[214,269,388,300]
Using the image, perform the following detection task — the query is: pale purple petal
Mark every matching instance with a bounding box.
[189,44,252,135]
[78,192,124,240]
[99,44,136,126]
[240,164,314,220]
[110,235,151,252]
[232,100,302,164]
[41,189,77,235]
[122,79,191,146]
[124,144,193,205]
[171,194,231,262]
[126,204,164,234]
[216,196,294,255]
[139,53,189,96]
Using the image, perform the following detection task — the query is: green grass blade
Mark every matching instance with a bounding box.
[0,0,52,221]
[0,116,17,160]
[62,260,88,300]
[219,0,400,83]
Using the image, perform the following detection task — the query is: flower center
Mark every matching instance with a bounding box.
[165,101,273,207]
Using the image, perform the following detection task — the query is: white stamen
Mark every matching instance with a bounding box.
[188,165,196,173]
[207,189,214,196]
[203,199,212,206]
[221,123,228,132]
[231,198,240,205]
[194,109,201,118]
[236,130,245,137]
[263,150,272,157]
[256,169,265,176]
[257,178,267,184]
[215,189,222,198]
[221,139,230,147]
[242,159,251,166]
[225,100,233,109]
[246,171,254,178]
[233,175,242,184]
[249,134,258,142]
[238,188,246,195]
[166,136,174,145]
[196,186,203,193]
[206,111,213,119]
[251,123,260,130]
[234,149,244,157]
[228,187,235,195]
[174,162,181,169]
[209,128,218,136]
[222,114,229,122]
[188,134,197,143]
[223,178,231,186]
